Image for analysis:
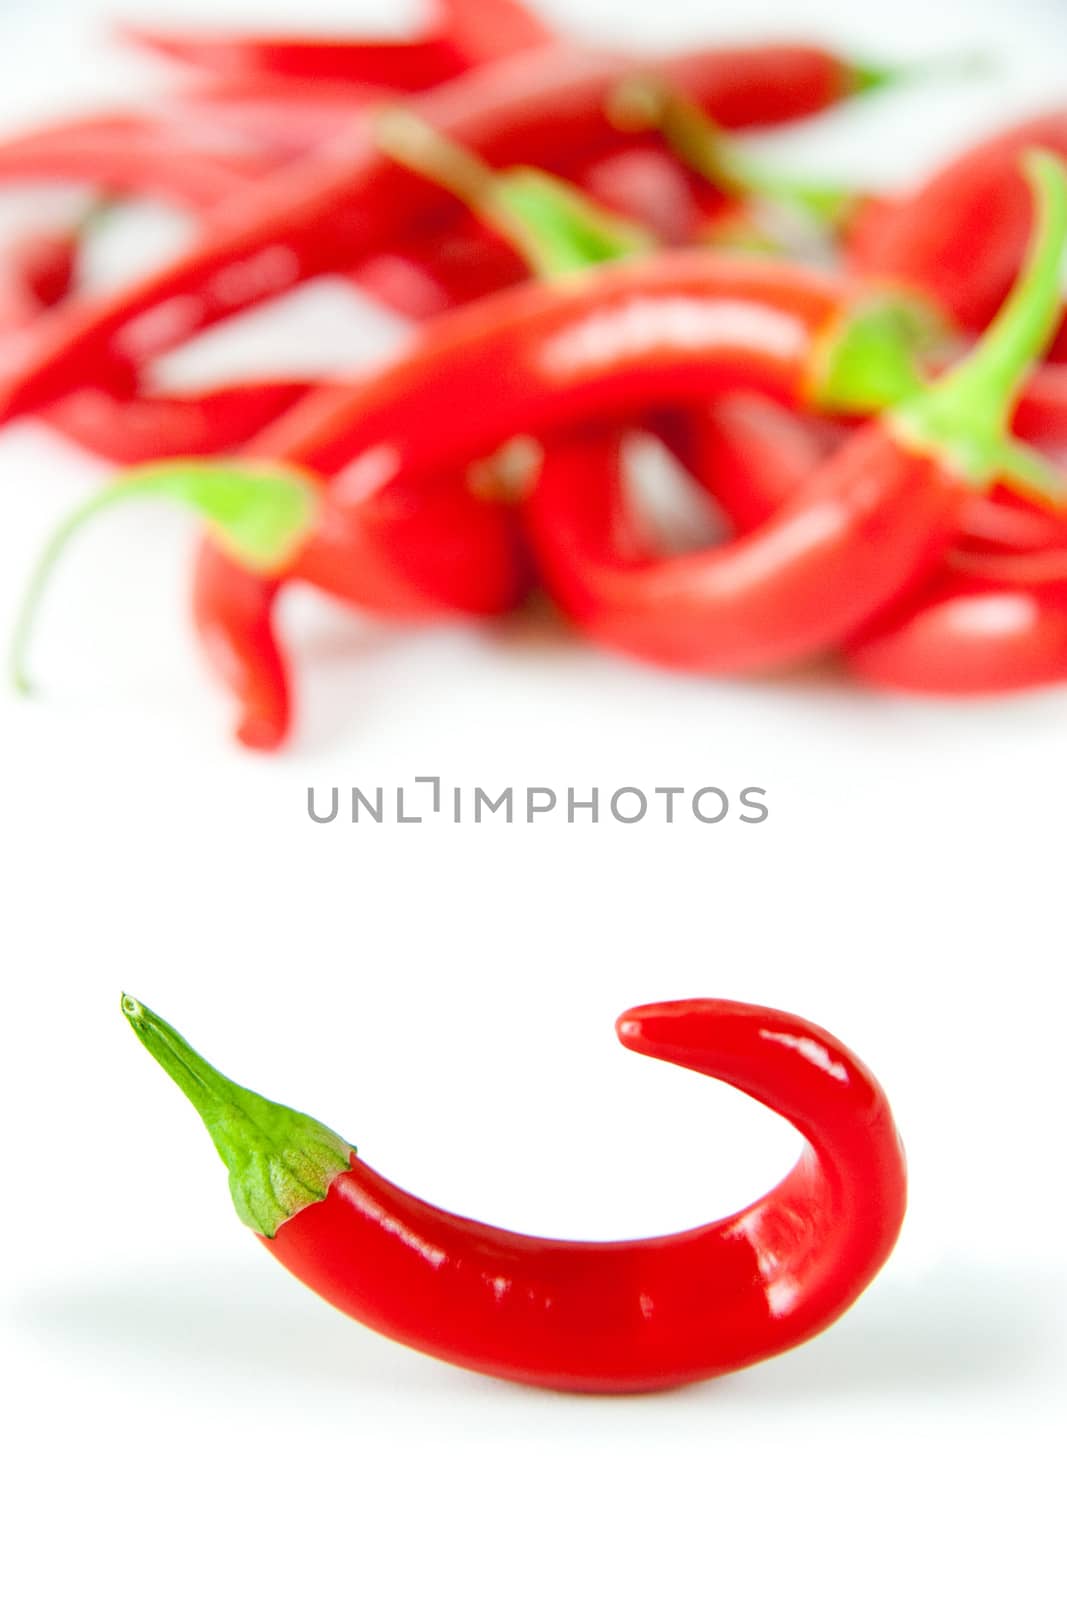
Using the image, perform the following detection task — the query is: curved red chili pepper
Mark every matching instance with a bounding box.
[121,993,907,1394]
[0,43,897,424]
[848,110,1067,331]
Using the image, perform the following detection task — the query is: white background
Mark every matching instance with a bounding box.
[2,2,1065,1596]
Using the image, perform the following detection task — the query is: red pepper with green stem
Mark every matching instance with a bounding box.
[522,153,1067,675]
[677,390,1066,554]
[0,41,914,425]
[121,992,907,1394]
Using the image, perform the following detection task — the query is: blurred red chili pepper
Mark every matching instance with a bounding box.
[121,992,907,1393]
[241,253,933,481]
[848,110,1067,331]
[522,155,1066,676]
[120,0,554,92]
[1,243,971,748]
[0,42,903,424]
[45,380,313,464]
[0,116,271,207]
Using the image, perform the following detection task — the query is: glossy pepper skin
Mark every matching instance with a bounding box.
[121,994,907,1395]
[0,44,890,424]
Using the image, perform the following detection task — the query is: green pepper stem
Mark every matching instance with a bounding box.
[121,994,352,1238]
[893,150,1067,487]
[375,106,652,277]
[9,459,318,695]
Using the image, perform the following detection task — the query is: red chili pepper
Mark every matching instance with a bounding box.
[521,154,1066,675]
[0,42,901,424]
[678,393,1066,554]
[188,463,527,747]
[844,564,1067,694]
[0,224,81,336]
[119,0,553,91]
[0,117,270,208]
[121,992,907,1394]
[44,380,313,464]
[671,380,1067,694]
[848,110,1067,331]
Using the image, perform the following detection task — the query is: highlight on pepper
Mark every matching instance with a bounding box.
[121,991,907,1394]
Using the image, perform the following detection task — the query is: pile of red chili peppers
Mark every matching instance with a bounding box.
[5,0,1067,745]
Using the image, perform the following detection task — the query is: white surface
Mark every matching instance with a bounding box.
[2,3,1065,1598]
